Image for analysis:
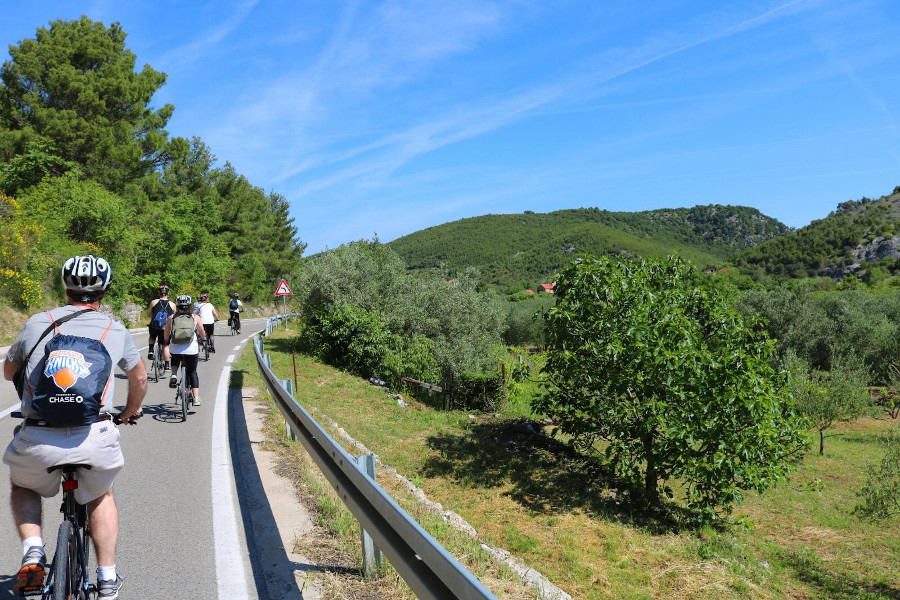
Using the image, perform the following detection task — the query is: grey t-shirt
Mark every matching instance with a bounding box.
[7,305,141,417]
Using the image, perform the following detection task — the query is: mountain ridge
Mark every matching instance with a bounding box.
[388,204,790,288]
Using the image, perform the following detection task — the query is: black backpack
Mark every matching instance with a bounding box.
[27,312,114,427]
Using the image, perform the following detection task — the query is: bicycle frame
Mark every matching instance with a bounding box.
[44,465,94,600]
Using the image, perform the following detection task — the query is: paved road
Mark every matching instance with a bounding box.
[0,318,301,599]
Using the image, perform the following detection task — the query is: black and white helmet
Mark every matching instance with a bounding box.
[175,294,192,310]
[61,255,112,294]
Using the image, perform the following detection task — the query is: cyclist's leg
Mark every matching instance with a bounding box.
[10,484,45,591]
[204,323,215,351]
[75,428,124,592]
[147,326,155,359]
[86,490,118,568]
[185,354,201,404]
[235,311,241,332]
[169,353,182,387]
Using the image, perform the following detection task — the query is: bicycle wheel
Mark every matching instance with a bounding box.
[51,519,76,600]
[150,347,159,384]
[156,345,166,380]
[174,365,183,418]
[180,365,189,421]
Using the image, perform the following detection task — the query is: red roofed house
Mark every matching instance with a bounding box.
[537,282,556,294]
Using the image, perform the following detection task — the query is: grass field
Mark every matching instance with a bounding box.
[249,328,900,599]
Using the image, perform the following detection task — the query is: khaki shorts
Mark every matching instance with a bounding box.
[3,420,124,504]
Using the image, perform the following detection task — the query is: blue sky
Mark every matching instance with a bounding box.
[4,1,900,254]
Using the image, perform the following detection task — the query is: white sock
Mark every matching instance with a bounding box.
[22,537,42,555]
[97,565,116,581]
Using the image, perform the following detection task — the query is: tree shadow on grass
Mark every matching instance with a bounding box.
[422,418,696,534]
[783,548,900,599]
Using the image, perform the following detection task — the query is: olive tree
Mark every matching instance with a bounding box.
[536,255,808,518]
[786,354,871,455]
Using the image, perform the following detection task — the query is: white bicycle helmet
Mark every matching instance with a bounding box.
[61,255,112,294]
[175,294,192,310]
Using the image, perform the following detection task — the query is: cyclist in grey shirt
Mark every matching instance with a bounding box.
[3,255,146,599]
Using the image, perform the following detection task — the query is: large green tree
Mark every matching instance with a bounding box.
[0,16,173,191]
[537,255,808,519]
[0,17,305,312]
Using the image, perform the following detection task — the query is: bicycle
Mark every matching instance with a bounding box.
[173,359,191,421]
[11,412,139,600]
[150,343,165,383]
[199,338,209,362]
[229,314,239,336]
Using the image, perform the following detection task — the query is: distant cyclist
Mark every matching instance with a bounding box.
[165,295,205,406]
[193,292,218,353]
[146,285,175,372]
[228,293,243,334]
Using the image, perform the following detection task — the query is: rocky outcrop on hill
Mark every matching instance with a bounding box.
[853,236,900,262]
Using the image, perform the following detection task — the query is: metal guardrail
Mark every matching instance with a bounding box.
[254,315,498,600]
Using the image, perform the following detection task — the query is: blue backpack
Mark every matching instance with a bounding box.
[28,314,114,427]
[151,301,170,328]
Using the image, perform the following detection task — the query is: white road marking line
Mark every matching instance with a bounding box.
[212,361,249,599]
[0,402,22,419]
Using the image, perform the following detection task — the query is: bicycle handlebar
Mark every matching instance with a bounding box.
[113,413,143,425]
[10,411,142,425]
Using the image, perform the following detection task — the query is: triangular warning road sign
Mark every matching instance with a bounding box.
[275,279,293,295]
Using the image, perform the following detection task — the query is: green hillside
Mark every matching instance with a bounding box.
[389,205,788,287]
[734,191,900,281]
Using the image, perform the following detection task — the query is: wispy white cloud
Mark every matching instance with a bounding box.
[276,0,819,200]
[155,0,261,72]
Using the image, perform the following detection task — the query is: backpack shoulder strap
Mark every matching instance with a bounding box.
[20,308,94,368]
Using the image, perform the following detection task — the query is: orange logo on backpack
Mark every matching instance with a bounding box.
[43,349,93,392]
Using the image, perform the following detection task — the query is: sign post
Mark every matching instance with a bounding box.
[274,279,293,327]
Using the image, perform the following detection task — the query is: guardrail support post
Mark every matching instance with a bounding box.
[281,379,297,441]
[356,453,382,576]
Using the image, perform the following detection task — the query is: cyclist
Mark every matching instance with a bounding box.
[3,255,146,599]
[228,292,244,334]
[166,294,205,406]
[193,292,219,353]
[146,284,175,371]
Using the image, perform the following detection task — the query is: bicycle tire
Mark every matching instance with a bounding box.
[150,347,159,384]
[51,519,76,600]
[174,364,183,418]
[180,365,189,421]
[156,345,166,381]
